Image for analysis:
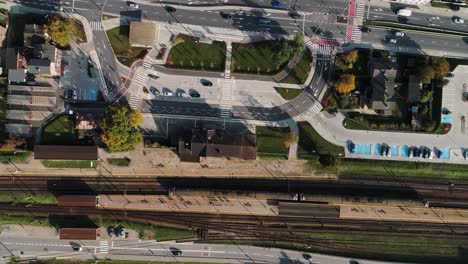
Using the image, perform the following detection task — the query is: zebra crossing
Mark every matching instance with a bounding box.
[219,79,233,118]
[128,94,140,110]
[314,44,337,56]
[302,102,323,120]
[355,1,366,19]
[132,72,148,86]
[351,25,363,42]
[90,21,103,31]
[142,61,152,69]
[99,240,109,254]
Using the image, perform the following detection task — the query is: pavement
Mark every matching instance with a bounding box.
[0,236,408,264]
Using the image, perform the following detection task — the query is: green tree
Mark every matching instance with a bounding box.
[335,50,358,71]
[419,65,435,84]
[44,16,73,47]
[129,110,143,127]
[432,58,450,79]
[420,90,433,104]
[101,103,143,152]
[335,74,356,94]
[282,130,299,149]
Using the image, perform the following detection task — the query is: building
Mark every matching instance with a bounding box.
[8,69,27,83]
[27,58,51,75]
[129,21,156,47]
[179,128,257,162]
[34,145,99,160]
[369,57,398,115]
[59,228,100,240]
[58,196,98,207]
[23,24,45,47]
[407,75,421,103]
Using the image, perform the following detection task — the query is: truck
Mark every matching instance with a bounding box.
[397,9,412,17]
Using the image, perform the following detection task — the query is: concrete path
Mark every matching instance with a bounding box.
[287,119,299,161]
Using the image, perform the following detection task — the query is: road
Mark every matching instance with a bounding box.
[0,237,402,264]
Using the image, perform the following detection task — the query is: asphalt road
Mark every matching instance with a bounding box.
[0,237,399,264]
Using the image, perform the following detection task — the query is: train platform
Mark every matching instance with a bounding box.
[98,195,278,216]
[341,204,468,224]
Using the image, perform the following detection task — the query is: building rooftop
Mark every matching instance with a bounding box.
[28,59,51,74]
[35,43,57,62]
[370,57,398,115]
[34,145,99,160]
[129,21,156,47]
[8,69,27,83]
[407,75,421,103]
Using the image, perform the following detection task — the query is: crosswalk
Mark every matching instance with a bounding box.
[90,21,103,31]
[132,72,148,86]
[312,44,337,56]
[355,1,366,19]
[302,102,323,120]
[351,25,363,43]
[99,240,109,254]
[128,94,140,110]
[142,61,152,69]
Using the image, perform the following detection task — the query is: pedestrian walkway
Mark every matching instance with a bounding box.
[142,61,152,70]
[219,43,234,118]
[90,21,103,31]
[132,72,148,86]
[99,240,109,254]
[128,94,140,110]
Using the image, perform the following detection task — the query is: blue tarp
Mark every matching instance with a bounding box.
[401,145,409,157]
[89,89,97,101]
[442,114,453,124]
[374,144,382,156]
[440,148,451,159]
[390,145,399,157]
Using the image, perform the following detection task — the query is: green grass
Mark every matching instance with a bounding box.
[338,159,468,180]
[343,118,370,130]
[297,122,344,157]
[431,2,451,8]
[168,41,226,72]
[232,40,297,75]
[256,126,289,155]
[72,20,87,43]
[107,158,131,167]
[0,151,31,163]
[0,215,50,227]
[363,20,468,36]
[280,49,313,84]
[106,26,149,67]
[0,192,57,204]
[42,115,77,145]
[274,87,303,100]
[41,160,98,168]
[99,218,195,241]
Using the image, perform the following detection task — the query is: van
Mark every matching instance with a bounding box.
[397,9,412,17]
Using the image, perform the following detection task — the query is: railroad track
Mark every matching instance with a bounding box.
[1,203,468,236]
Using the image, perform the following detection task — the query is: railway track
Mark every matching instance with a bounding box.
[1,203,468,236]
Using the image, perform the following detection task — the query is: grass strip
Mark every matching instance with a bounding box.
[364,20,468,36]
[274,87,303,100]
[41,160,98,168]
[0,151,31,163]
[280,49,313,84]
[0,192,57,204]
[107,158,131,167]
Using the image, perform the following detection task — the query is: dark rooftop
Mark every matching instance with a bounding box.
[34,145,98,160]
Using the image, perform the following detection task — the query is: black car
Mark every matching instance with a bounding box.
[165,5,176,13]
[200,79,213,86]
[148,74,159,79]
[190,92,200,98]
[360,26,371,33]
[220,12,233,19]
[289,12,300,19]
[66,89,73,99]
[310,26,324,35]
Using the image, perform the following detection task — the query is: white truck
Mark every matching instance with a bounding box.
[397,9,412,17]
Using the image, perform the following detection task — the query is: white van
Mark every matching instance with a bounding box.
[397,9,412,17]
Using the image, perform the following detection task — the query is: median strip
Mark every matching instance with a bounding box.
[364,20,468,37]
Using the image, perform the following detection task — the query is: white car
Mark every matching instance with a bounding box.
[53,5,63,11]
[163,91,173,96]
[128,3,139,8]
[454,17,464,24]
[72,89,78,100]
[394,31,405,37]
[389,38,397,44]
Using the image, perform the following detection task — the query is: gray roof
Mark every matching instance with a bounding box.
[370,56,398,115]
[6,48,18,70]
[28,59,51,74]
[407,75,420,103]
[35,44,56,62]
[8,69,27,83]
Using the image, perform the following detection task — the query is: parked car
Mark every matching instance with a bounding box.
[200,79,213,86]
[271,1,283,9]
[453,16,464,23]
[388,38,397,44]
[177,91,188,97]
[289,12,301,19]
[447,72,455,78]
[128,2,139,8]
[149,87,160,95]
[190,92,200,98]
[165,5,176,13]
[148,74,159,79]
[394,31,405,37]
[72,89,78,100]
[163,91,173,96]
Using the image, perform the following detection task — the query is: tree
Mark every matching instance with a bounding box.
[418,65,435,84]
[335,50,358,71]
[335,74,355,94]
[420,90,433,104]
[282,131,299,149]
[129,110,143,127]
[432,58,450,79]
[101,103,143,152]
[44,16,73,47]
[319,155,341,171]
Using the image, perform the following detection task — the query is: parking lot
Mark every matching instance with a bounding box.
[60,44,100,101]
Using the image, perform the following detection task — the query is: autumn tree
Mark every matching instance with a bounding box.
[335,74,356,94]
[432,57,450,79]
[335,50,358,71]
[101,103,143,152]
[419,65,435,84]
[44,16,73,47]
[282,130,299,149]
